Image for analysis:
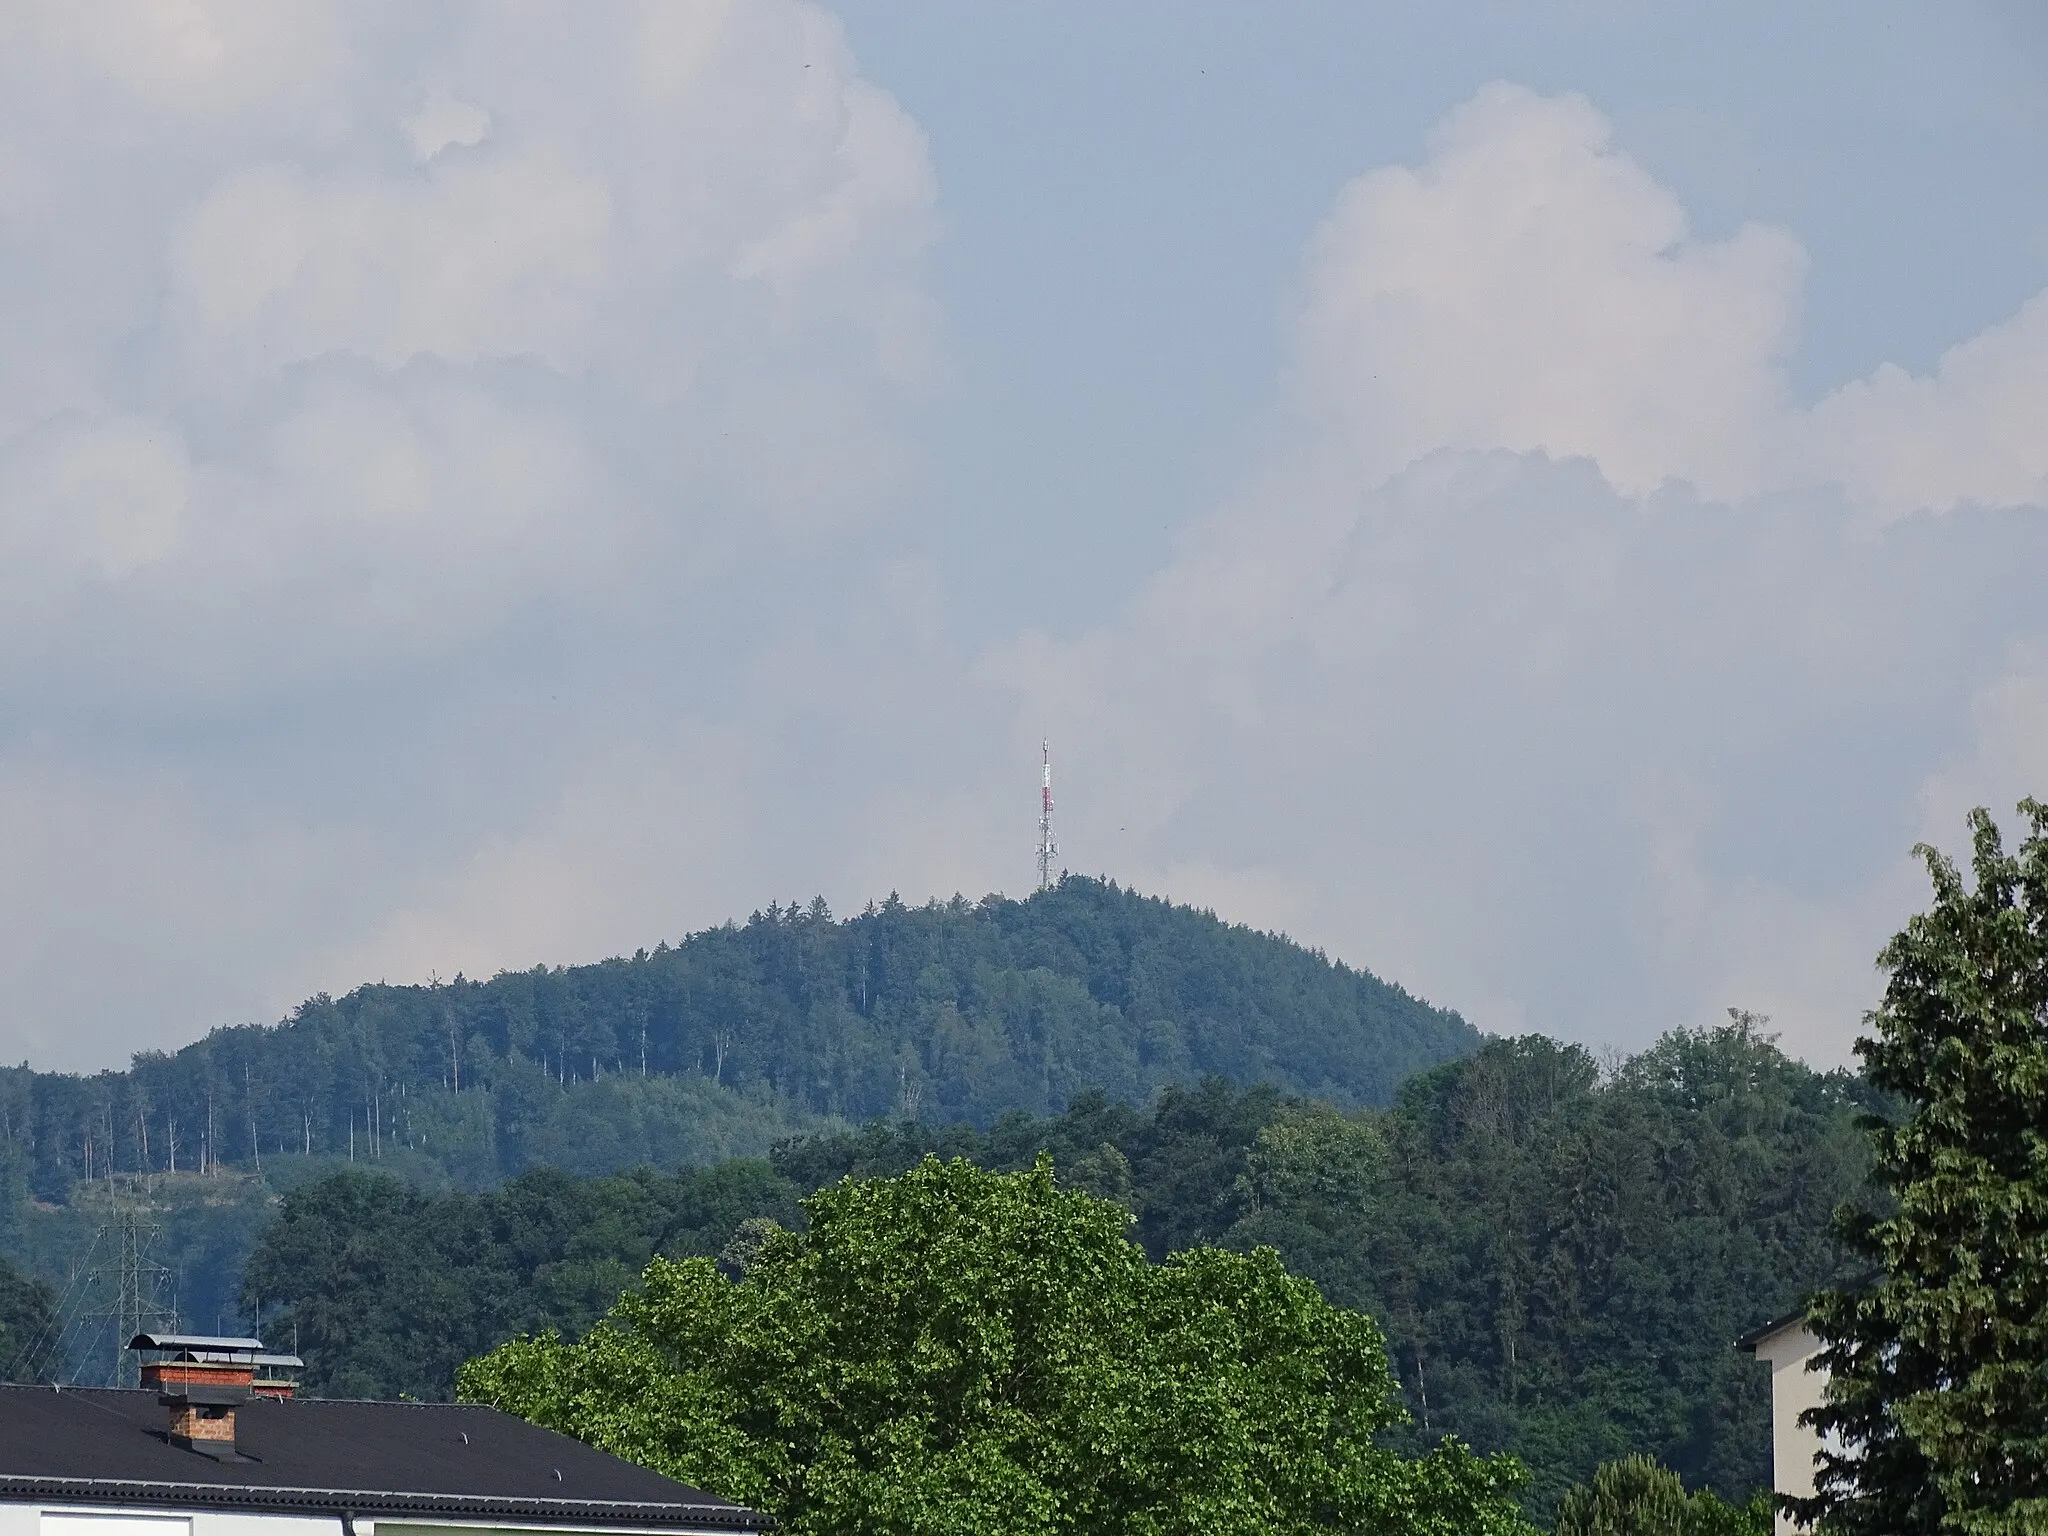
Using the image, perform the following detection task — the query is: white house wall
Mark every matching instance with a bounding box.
[11,1508,341,1536]
[381,1521,741,1536]
[191,1511,339,1536]
[1749,1321,1828,1535]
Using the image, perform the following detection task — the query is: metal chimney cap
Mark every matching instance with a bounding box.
[128,1333,266,1354]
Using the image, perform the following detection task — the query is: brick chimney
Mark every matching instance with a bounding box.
[129,1334,265,1458]
[252,1353,303,1401]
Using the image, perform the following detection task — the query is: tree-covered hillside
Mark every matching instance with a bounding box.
[244,1019,1870,1518]
[0,1256,53,1381]
[0,879,1474,1200]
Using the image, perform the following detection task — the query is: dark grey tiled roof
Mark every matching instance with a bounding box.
[0,1386,762,1530]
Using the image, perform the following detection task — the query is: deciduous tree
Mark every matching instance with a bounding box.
[462,1155,1533,1536]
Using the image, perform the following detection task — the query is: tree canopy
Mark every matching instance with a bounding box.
[0,1256,54,1382]
[237,1021,1866,1520]
[240,1160,798,1401]
[1803,803,2048,1535]
[1552,1456,1770,1536]
[0,879,1474,1198]
[461,1155,1535,1536]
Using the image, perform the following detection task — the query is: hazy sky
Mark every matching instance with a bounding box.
[2,1,2046,1071]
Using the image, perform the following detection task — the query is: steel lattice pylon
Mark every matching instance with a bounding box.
[29,1187,180,1387]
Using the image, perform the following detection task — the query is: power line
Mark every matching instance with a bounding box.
[29,1182,179,1386]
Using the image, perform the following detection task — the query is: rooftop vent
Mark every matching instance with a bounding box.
[127,1334,303,1460]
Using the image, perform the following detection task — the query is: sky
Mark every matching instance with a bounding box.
[2,1,2046,1072]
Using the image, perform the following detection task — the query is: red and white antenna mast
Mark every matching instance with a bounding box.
[1036,739,1058,891]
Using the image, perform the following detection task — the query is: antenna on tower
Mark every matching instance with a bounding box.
[1036,739,1058,892]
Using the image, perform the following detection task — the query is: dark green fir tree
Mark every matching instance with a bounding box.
[1801,803,2048,1536]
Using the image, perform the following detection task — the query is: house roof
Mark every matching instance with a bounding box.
[0,1386,763,1531]
[1733,1307,1811,1353]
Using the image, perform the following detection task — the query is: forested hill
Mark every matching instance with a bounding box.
[0,878,1476,1198]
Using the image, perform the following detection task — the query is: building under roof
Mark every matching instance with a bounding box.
[0,1336,761,1536]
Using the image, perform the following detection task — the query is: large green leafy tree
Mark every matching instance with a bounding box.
[461,1155,1534,1536]
[1801,804,2048,1536]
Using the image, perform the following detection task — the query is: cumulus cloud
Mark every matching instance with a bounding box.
[403,85,490,163]
[0,0,942,1067]
[169,152,613,376]
[1,1,351,121]
[1000,84,2048,1062]
[1806,291,2048,519]
[1008,452,2048,1059]
[1290,83,1805,502]
[0,414,190,582]
[5,38,2047,1079]
[1284,81,2048,525]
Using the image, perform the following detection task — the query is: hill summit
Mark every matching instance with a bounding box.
[1,877,1476,1197]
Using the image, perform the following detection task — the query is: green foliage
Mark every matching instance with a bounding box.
[0,1172,276,1384]
[243,1028,1875,1523]
[1554,1456,1773,1536]
[243,1161,801,1400]
[0,1254,55,1381]
[249,1022,1863,1517]
[0,880,1474,1198]
[1802,804,2048,1536]
[1259,1025,1871,1516]
[461,1156,1535,1536]
[777,1031,1867,1517]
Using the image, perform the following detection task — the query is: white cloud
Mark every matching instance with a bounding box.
[0,413,189,582]
[170,150,612,376]
[1005,453,2048,1061]
[1806,291,2048,519]
[1286,80,2048,527]
[403,85,491,163]
[4,40,2046,1088]
[324,728,764,991]
[1291,82,1805,502]
[2,1,350,121]
[994,86,2048,1063]
[0,0,935,696]
[0,0,942,1067]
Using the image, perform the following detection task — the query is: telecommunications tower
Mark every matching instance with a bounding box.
[1036,740,1058,891]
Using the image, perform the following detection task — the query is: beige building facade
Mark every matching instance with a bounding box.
[1740,1313,1829,1535]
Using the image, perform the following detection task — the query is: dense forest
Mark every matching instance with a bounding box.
[0,880,1874,1520]
[0,1257,52,1381]
[0,879,1474,1199]
[1,1174,275,1386]
[242,1018,1871,1518]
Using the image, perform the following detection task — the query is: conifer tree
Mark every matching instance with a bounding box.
[1554,1456,1770,1536]
[1555,1456,1693,1535]
[1801,803,2048,1535]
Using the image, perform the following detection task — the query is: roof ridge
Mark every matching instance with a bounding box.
[0,1385,497,1409]
[0,1386,763,1530]
[0,1477,761,1528]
